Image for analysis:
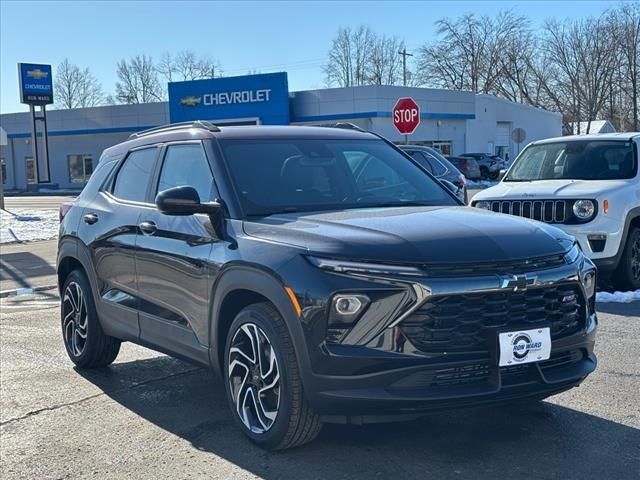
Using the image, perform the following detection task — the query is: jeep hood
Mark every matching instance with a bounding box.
[243,206,573,264]
[473,179,629,200]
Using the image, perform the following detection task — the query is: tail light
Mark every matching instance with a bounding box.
[59,202,72,222]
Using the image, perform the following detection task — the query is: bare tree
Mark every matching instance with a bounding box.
[368,35,405,85]
[157,50,223,83]
[416,11,526,94]
[324,26,376,87]
[115,55,163,104]
[54,59,104,109]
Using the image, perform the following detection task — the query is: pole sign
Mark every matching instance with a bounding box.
[18,63,53,105]
[393,97,420,135]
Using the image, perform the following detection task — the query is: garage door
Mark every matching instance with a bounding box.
[496,122,511,147]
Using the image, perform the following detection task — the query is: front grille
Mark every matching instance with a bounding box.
[423,254,566,277]
[490,199,568,223]
[401,284,584,354]
[386,349,584,392]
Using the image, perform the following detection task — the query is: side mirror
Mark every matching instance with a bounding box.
[498,169,507,181]
[440,179,459,195]
[155,186,220,216]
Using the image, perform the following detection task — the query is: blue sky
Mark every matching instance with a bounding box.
[1,0,618,113]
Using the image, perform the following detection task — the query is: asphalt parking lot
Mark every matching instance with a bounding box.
[1,290,638,479]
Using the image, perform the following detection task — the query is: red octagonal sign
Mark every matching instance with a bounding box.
[393,97,421,135]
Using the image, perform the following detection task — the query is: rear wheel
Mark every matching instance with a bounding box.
[61,270,121,368]
[224,302,321,450]
[479,166,490,180]
[613,227,640,291]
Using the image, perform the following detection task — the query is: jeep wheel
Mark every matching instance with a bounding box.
[613,227,640,291]
[61,270,121,368]
[224,303,322,450]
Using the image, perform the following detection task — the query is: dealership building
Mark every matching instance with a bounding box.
[0,72,561,191]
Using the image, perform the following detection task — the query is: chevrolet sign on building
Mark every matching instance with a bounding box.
[169,72,289,125]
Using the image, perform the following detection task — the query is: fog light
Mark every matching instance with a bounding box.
[334,295,364,315]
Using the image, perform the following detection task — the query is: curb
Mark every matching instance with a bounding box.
[0,284,58,298]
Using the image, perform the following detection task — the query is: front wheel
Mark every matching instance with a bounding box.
[61,270,121,368]
[224,303,322,449]
[613,227,640,291]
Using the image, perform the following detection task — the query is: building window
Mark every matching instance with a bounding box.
[68,154,94,183]
[1,159,6,185]
[25,157,36,184]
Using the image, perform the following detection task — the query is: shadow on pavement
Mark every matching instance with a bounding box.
[597,301,640,316]
[78,355,640,480]
[0,251,56,290]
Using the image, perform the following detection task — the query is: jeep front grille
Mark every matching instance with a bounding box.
[490,199,567,223]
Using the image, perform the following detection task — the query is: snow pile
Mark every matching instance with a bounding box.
[1,209,59,244]
[596,290,640,303]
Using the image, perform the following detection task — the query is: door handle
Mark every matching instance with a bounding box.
[139,221,157,235]
[83,213,98,225]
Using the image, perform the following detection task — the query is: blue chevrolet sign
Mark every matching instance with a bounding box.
[18,63,53,105]
[168,72,289,125]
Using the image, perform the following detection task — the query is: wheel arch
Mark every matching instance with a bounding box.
[209,265,309,378]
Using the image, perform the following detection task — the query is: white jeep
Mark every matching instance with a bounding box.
[472,133,640,291]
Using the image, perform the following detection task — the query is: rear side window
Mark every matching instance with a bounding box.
[113,148,157,202]
[156,143,213,201]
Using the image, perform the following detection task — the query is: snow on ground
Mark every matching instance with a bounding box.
[1,208,59,244]
[596,289,640,304]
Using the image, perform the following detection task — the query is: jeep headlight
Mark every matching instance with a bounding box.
[572,200,595,220]
[474,201,491,210]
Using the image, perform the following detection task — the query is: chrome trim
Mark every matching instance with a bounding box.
[386,283,432,328]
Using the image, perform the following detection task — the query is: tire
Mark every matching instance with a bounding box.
[224,302,322,450]
[479,166,489,180]
[61,270,121,368]
[613,227,640,291]
[487,170,500,180]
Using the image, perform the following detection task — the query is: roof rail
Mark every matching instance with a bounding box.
[328,122,367,133]
[128,120,220,139]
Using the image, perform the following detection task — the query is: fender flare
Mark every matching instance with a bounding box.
[57,238,102,320]
[208,265,311,379]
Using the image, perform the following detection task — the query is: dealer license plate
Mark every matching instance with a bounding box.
[498,327,551,367]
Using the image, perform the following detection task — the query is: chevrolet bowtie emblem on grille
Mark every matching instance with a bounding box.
[180,96,202,106]
[26,69,48,80]
[500,274,537,292]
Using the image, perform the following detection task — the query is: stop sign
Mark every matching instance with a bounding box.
[393,97,421,135]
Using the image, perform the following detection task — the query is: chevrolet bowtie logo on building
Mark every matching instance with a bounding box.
[26,68,49,80]
[180,96,202,107]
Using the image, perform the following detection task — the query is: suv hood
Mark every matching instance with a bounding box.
[243,206,572,264]
[474,179,629,200]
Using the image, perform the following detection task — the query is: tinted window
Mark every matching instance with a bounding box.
[113,148,157,202]
[157,144,213,200]
[221,138,456,216]
[507,140,636,181]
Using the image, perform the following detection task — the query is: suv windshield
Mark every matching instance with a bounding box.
[506,140,636,181]
[220,138,457,216]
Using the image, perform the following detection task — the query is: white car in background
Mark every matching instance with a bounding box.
[472,133,640,291]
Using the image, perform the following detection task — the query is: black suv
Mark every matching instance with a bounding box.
[57,122,598,449]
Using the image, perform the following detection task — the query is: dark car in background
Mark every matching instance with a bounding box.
[446,155,482,180]
[399,145,468,203]
[57,122,598,450]
[460,153,504,179]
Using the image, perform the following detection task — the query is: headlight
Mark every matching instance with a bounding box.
[475,201,491,210]
[307,256,423,276]
[564,242,581,264]
[573,200,595,220]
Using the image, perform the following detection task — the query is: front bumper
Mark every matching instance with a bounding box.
[281,253,598,421]
[307,318,597,420]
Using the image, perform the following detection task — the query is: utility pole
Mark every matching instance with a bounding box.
[398,47,413,87]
